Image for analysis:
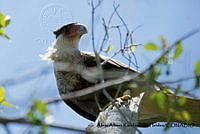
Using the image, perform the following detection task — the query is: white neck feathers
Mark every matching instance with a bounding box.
[40,34,81,62]
[56,34,80,49]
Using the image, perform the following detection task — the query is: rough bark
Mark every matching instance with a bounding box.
[86,93,144,134]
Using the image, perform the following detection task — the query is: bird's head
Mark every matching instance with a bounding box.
[53,23,88,48]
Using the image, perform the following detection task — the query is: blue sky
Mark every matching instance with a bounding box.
[0,0,200,133]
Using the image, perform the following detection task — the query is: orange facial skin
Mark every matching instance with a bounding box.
[65,24,81,38]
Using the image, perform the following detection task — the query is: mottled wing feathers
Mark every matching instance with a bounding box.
[80,51,138,72]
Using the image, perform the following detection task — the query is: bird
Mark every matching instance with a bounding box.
[41,23,200,127]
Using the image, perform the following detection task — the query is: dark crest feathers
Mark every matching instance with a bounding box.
[53,23,77,38]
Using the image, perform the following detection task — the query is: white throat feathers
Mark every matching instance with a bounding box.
[40,34,81,62]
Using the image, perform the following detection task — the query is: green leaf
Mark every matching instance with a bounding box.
[156,91,167,110]
[150,92,156,100]
[150,91,167,111]
[194,60,200,88]
[0,87,16,107]
[40,125,47,134]
[129,45,136,51]
[27,109,42,124]
[173,42,183,59]
[0,30,10,40]
[0,29,4,34]
[27,110,36,122]
[27,100,48,125]
[27,100,49,134]
[34,100,47,116]
[158,55,169,65]
[0,87,5,101]
[143,43,159,51]
[194,60,200,75]
[0,13,10,28]
[181,110,191,121]
[105,45,114,53]
[1,101,16,107]
[4,16,11,27]
[0,13,10,40]
[0,13,4,28]
[177,97,186,106]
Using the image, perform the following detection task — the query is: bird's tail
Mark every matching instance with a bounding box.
[179,96,200,126]
[137,90,200,127]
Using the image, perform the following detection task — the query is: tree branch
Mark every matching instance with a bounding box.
[0,117,87,133]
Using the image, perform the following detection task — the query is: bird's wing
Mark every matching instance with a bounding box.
[80,51,138,72]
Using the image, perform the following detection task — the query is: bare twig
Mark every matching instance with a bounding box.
[99,18,109,53]
[94,94,103,111]
[91,0,104,53]
[117,24,123,48]
[0,117,87,133]
[113,2,130,51]
[3,124,11,134]
[90,0,116,109]
[101,44,141,66]
[46,73,140,104]
[164,85,197,98]
[111,4,140,69]
[113,2,129,32]
[98,4,120,53]
[0,65,51,87]
[160,74,200,84]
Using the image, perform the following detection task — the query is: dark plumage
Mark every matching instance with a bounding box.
[41,23,200,127]
[54,51,138,121]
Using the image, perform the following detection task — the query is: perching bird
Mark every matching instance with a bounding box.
[41,23,200,127]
